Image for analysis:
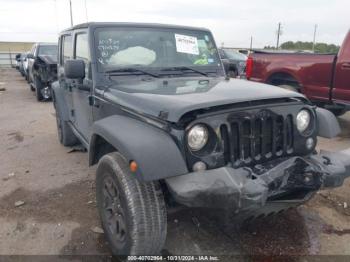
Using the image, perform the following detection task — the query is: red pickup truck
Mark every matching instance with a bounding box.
[246,30,350,116]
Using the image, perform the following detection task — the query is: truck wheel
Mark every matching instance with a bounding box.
[228,70,237,78]
[34,76,44,101]
[55,108,78,146]
[278,84,299,93]
[27,74,33,87]
[96,152,167,255]
[329,108,347,117]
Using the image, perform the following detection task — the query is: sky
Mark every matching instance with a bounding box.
[0,0,348,48]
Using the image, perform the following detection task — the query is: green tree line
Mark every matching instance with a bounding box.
[264,41,340,53]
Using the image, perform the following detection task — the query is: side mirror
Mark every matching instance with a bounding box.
[64,59,85,79]
[27,53,34,59]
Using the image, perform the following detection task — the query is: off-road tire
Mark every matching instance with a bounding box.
[27,73,33,88]
[228,70,237,78]
[54,106,78,146]
[96,152,167,255]
[34,76,44,101]
[278,84,299,93]
[329,108,347,117]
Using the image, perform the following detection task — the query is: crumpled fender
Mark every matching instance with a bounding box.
[89,115,188,181]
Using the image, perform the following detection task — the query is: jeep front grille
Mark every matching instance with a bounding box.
[220,112,294,167]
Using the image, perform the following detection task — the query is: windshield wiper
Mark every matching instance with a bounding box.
[161,66,209,77]
[105,67,159,78]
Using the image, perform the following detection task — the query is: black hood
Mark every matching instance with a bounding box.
[38,55,57,65]
[103,77,306,122]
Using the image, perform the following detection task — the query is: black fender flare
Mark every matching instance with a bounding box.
[316,107,341,138]
[52,81,69,121]
[89,115,188,181]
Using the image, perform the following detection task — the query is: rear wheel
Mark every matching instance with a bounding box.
[96,152,167,255]
[54,106,78,146]
[329,108,347,117]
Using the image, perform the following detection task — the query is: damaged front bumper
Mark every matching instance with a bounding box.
[165,149,350,215]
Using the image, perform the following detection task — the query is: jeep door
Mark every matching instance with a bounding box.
[71,30,93,140]
[58,34,75,125]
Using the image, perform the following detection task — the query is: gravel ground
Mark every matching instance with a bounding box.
[0,68,350,259]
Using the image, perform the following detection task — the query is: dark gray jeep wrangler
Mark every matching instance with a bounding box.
[52,22,350,255]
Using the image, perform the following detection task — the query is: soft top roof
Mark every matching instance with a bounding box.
[60,22,211,34]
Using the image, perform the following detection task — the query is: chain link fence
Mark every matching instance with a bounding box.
[0,51,18,68]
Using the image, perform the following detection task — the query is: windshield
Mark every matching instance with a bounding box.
[223,49,247,60]
[94,27,222,73]
[38,45,58,56]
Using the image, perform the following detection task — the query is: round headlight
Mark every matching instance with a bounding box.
[296,109,311,133]
[187,124,209,151]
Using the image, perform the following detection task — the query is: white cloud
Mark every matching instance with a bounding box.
[0,0,348,47]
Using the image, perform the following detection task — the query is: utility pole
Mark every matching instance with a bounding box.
[276,22,282,49]
[69,0,73,27]
[53,0,59,33]
[312,24,318,52]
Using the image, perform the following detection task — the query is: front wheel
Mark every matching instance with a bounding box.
[96,152,167,255]
[228,70,237,78]
[34,76,44,101]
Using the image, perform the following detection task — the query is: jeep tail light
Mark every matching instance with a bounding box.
[246,56,253,80]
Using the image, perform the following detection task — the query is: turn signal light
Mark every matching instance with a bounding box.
[130,161,138,172]
[246,56,253,79]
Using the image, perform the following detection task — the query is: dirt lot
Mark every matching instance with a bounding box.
[1,68,350,259]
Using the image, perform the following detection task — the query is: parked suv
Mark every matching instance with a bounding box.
[27,42,58,101]
[53,22,350,255]
[219,48,247,78]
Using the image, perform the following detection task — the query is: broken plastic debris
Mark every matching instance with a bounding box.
[91,226,104,234]
[14,201,25,207]
[192,217,200,227]
[67,145,87,153]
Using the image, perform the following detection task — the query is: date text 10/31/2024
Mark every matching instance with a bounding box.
[127,255,220,261]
